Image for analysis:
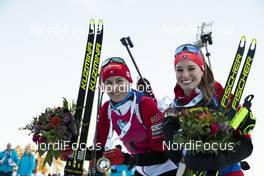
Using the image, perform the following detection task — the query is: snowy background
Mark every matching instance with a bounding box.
[0,0,263,175]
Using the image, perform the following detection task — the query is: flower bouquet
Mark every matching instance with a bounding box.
[172,108,241,176]
[173,108,240,155]
[20,98,77,166]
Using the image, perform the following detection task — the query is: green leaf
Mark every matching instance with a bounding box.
[63,97,69,110]
[187,121,192,128]
[38,148,47,157]
[44,149,53,166]
[52,148,60,160]
[70,99,76,112]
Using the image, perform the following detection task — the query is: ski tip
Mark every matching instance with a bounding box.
[239,36,246,47]
[251,38,257,45]
[98,19,104,26]
[90,18,95,25]
[97,19,104,32]
[240,35,246,41]
[250,38,257,50]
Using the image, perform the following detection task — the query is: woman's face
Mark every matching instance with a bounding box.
[104,76,130,103]
[175,60,204,95]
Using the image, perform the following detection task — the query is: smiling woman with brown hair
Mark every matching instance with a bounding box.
[163,44,255,176]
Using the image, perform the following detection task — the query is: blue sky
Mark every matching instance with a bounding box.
[0,0,263,174]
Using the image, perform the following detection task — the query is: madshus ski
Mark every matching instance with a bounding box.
[219,36,256,119]
[64,19,103,176]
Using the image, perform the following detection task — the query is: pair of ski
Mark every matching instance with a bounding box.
[64,19,103,176]
[219,36,256,118]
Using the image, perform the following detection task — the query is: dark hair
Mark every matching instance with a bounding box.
[198,52,215,104]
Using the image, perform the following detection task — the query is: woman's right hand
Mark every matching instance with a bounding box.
[162,107,181,164]
[184,135,253,171]
[162,107,180,141]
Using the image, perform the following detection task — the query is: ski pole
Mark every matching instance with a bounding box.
[120,37,144,79]
[120,37,157,102]
[198,22,213,69]
[203,38,212,69]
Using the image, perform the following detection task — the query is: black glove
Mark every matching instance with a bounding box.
[137,77,149,92]
[162,107,181,164]
[184,135,253,171]
[163,107,180,142]
[123,153,136,165]
[241,160,250,170]
[137,77,157,102]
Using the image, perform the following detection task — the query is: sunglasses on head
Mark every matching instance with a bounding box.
[101,57,126,68]
[175,44,201,56]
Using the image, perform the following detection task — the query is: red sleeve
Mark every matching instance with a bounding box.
[96,101,110,147]
[214,81,239,108]
[214,81,224,101]
[140,97,165,152]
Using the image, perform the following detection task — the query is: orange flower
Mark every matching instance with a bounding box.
[48,116,61,129]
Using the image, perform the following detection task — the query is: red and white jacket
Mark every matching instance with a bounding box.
[96,90,176,175]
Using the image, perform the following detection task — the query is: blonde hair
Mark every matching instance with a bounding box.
[24,144,33,158]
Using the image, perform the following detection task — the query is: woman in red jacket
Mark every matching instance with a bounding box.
[95,57,177,176]
[163,44,254,176]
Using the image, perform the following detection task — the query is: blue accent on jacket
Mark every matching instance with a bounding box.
[219,163,241,175]
[0,149,19,173]
[17,152,35,176]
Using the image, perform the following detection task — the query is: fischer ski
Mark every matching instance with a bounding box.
[219,36,256,119]
[219,36,246,113]
[227,39,256,119]
[64,19,104,176]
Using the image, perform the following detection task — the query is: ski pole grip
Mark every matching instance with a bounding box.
[127,37,134,47]
[120,37,134,48]
[230,95,254,129]
[120,37,128,46]
[243,94,254,109]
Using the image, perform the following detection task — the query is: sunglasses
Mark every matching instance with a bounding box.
[175,44,201,56]
[101,57,126,68]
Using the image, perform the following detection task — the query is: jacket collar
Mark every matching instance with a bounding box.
[174,84,201,105]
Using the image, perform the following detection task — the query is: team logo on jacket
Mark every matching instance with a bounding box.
[117,120,127,131]
[150,114,160,123]
[151,122,163,136]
